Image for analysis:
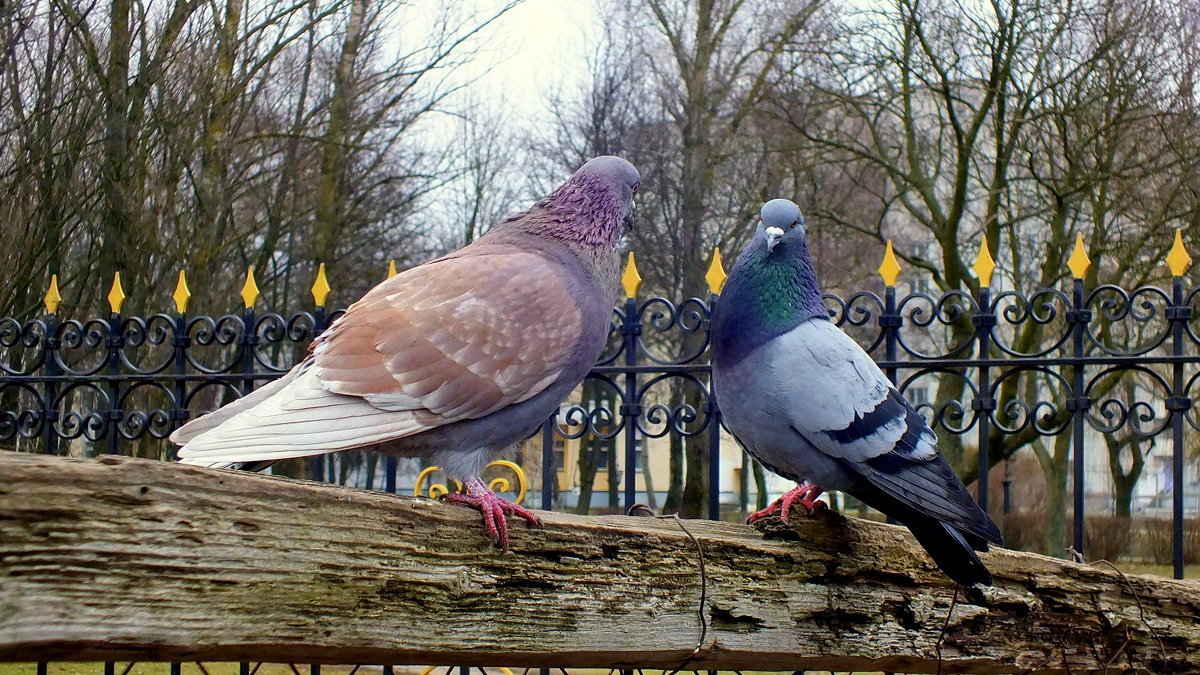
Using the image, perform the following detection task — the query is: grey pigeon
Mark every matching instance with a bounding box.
[710,198,1002,586]
[173,156,641,549]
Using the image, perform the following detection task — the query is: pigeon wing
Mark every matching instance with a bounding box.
[776,320,1001,544]
[177,249,583,465]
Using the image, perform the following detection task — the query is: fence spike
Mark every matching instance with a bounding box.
[974,237,996,288]
[107,272,126,314]
[1068,233,1091,280]
[387,260,398,279]
[621,251,642,299]
[172,271,191,314]
[241,267,259,309]
[1166,228,1191,277]
[312,263,331,307]
[705,247,727,295]
[44,274,62,315]
[878,241,901,287]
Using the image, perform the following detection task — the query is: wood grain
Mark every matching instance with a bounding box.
[1,453,1197,673]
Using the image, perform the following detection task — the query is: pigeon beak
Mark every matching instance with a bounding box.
[765,227,784,252]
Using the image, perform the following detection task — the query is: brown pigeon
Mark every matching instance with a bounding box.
[174,156,640,548]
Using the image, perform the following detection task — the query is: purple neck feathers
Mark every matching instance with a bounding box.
[503,173,627,252]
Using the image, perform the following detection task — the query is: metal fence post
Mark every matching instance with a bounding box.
[620,253,642,513]
[105,306,123,457]
[974,284,995,512]
[170,271,192,443]
[707,378,721,521]
[1168,274,1189,579]
[1067,238,1091,558]
[240,307,257,398]
[707,286,722,521]
[878,244,901,525]
[878,242,902,384]
[622,293,640,513]
[385,455,397,494]
[42,311,60,456]
[1165,230,1192,579]
[172,308,190,445]
[541,417,555,510]
[705,250,726,521]
[972,241,999,511]
[311,275,330,484]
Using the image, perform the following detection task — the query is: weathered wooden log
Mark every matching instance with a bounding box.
[1,453,1197,673]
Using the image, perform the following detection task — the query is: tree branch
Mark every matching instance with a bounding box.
[2,454,1198,672]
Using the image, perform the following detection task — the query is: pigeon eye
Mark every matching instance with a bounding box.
[790,221,798,229]
[631,181,639,194]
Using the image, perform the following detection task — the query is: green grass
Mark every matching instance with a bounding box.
[1113,562,1198,578]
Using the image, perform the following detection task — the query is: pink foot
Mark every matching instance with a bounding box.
[748,481,826,525]
[441,477,541,550]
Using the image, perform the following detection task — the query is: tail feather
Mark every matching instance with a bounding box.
[852,482,997,586]
[175,366,428,467]
[180,458,281,472]
[170,367,301,445]
[905,518,993,587]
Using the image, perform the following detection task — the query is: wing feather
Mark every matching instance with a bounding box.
[774,320,1001,544]
[178,248,585,466]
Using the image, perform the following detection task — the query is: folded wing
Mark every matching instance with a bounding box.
[776,319,1002,545]
[176,250,582,466]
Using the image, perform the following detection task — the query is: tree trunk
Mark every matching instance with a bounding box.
[1107,431,1148,519]
[2,453,1199,673]
[681,385,709,518]
[664,383,684,512]
[313,0,368,264]
[752,460,768,510]
[1034,434,1071,557]
[574,380,609,515]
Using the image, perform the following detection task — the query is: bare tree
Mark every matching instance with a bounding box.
[0,0,522,321]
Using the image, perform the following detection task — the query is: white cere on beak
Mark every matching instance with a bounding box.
[765,226,785,251]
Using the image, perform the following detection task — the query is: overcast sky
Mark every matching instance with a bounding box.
[465,0,598,117]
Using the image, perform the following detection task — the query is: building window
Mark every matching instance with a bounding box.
[595,444,610,470]
[553,437,566,473]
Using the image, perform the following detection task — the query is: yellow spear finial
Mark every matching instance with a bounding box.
[621,251,642,299]
[878,240,902,287]
[172,270,191,313]
[240,267,259,309]
[705,247,727,294]
[311,263,331,307]
[44,274,62,314]
[107,272,126,314]
[387,260,398,279]
[1166,228,1191,277]
[974,237,996,288]
[1068,232,1091,280]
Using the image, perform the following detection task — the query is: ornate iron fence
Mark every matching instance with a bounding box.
[2,235,1199,580]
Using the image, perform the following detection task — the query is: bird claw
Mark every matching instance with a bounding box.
[746,500,783,524]
[748,482,825,525]
[441,478,541,551]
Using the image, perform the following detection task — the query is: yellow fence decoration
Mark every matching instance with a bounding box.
[414,460,528,504]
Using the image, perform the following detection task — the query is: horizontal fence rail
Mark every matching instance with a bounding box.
[2,240,1200,581]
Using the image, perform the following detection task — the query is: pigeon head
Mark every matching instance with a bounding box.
[572,155,640,230]
[748,199,822,314]
[710,198,827,365]
[759,198,805,253]
[577,156,641,201]
[504,155,640,251]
